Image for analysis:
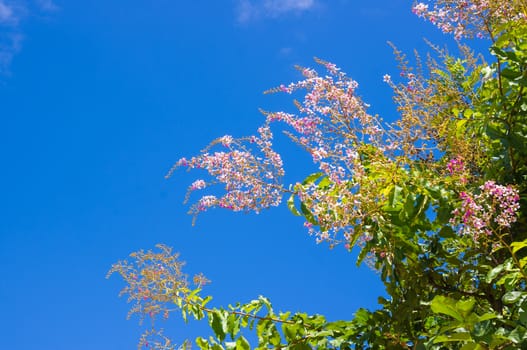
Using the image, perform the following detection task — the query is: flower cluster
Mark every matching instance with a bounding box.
[412,0,525,40]
[450,180,520,239]
[167,124,284,222]
[138,329,179,350]
[446,156,469,184]
[108,245,207,350]
[263,60,399,244]
[107,245,197,321]
[295,180,360,244]
[265,58,387,184]
[446,156,465,175]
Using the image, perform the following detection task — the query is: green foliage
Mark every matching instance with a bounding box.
[109,2,527,349]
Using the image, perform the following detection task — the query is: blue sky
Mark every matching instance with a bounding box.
[1,1,459,349]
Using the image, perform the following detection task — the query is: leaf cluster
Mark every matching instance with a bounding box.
[110,3,527,350]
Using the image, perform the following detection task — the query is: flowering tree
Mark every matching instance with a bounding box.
[109,1,527,348]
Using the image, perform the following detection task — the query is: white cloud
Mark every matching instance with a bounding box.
[0,1,18,25]
[264,0,314,16]
[0,1,22,74]
[0,0,58,74]
[236,0,256,23]
[36,0,59,12]
[236,0,316,23]
[0,33,22,74]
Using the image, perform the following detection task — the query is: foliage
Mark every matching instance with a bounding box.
[109,1,527,348]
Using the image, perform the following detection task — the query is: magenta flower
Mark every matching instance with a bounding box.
[451,181,520,239]
[446,157,465,175]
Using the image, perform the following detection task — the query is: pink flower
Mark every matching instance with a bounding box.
[177,157,188,167]
[219,135,234,146]
[190,179,206,190]
[451,181,520,239]
[412,2,429,17]
[446,156,465,175]
[279,84,291,93]
[412,0,523,40]
[168,124,285,222]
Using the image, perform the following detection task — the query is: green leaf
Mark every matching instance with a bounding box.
[353,308,372,326]
[300,202,319,225]
[235,336,251,350]
[302,172,324,185]
[210,310,227,342]
[287,194,301,216]
[456,298,476,318]
[431,295,463,321]
[258,295,272,310]
[269,323,281,346]
[486,265,505,283]
[317,176,331,189]
[389,185,403,208]
[502,291,525,304]
[501,67,522,80]
[507,326,527,344]
[256,319,270,345]
[226,314,240,339]
[403,194,415,219]
[463,109,474,118]
[196,337,211,350]
[283,323,298,342]
[497,271,521,288]
[511,240,527,254]
[460,342,486,350]
[477,313,498,322]
[486,124,505,140]
[491,46,519,62]
[434,332,472,343]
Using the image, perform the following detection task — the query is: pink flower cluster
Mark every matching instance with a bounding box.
[263,60,396,245]
[167,124,284,222]
[450,180,520,239]
[446,156,465,175]
[446,156,468,183]
[190,179,206,190]
[266,59,386,184]
[412,0,525,40]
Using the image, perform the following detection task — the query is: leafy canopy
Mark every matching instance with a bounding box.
[109,1,527,349]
